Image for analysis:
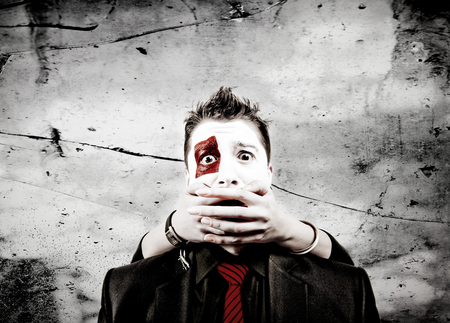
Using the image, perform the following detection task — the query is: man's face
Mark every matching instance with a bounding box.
[186,120,272,188]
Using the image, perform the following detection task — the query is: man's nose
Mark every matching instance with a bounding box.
[214,160,240,188]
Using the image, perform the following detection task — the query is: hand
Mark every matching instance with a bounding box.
[188,180,300,247]
[170,182,227,243]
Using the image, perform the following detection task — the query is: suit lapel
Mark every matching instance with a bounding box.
[154,251,193,323]
[268,253,308,323]
[151,247,309,322]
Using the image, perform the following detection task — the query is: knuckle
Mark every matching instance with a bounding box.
[236,190,246,200]
[254,234,264,242]
[231,236,242,244]
[252,181,262,190]
[216,237,226,244]
[235,211,245,218]
[261,215,270,222]
[254,179,263,185]
[234,210,243,217]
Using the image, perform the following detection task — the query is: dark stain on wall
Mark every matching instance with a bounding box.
[392,0,450,92]
[394,0,450,17]
[50,127,64,157]
[0,257,59,323]
[0,54,11,75]
[419,165,437,177]
[135,47,147,55]
[351,157,380,174]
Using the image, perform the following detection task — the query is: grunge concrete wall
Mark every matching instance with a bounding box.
[1,0,449,322]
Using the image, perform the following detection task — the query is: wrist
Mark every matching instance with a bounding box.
[276,218,317,253]
[289,221,319,254]
[165,210,186,247]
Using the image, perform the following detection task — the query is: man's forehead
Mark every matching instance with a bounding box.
[191,120,261,144]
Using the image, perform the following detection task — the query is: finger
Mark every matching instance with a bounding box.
[204,233,265,244]
[205,218,266,234]
[200,217,226,235]
[186,182,211,195]
[193,196,224,206]
[188,205,256,219]
[188,206,270,222]
[184,183,225,206]
[202,227,226,235]
[241,179,271,196]
[194,187,261,206]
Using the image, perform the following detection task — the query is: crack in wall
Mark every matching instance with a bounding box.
[269,0,287,23]
[2,0,289,54]
[253,0,288,15]
[272,184,366,213]
[374,187,388,210]
[0,1,31,10]
[0,22,99,31]
[180,0,197,21]
[0,129,184,162]
[273,184,450,224]
[0,175,137,214]
[0,0,118,83]
[0,0,117,31]
[366,208,449,224]
[1,129,448,224]
[21,21,208,53]
[95,21,204,48]
[0,54,11,74]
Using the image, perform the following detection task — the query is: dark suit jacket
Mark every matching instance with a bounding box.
[98,244,380,323]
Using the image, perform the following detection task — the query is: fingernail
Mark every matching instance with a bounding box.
[204,235,214,242]
[187,207,200,215]
[196,188,210,196]
[201,217,211,225]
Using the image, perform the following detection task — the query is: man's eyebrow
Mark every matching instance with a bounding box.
[235,141,259,150]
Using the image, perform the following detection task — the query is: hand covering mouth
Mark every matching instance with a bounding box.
[214,200,245,207]
[213,200,247,223]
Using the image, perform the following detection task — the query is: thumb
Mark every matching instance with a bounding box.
[241,180,270,196]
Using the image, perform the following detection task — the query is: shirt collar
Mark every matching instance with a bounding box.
[194,244,267,284]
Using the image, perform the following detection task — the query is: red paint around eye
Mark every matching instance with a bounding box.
[194,135,220,178]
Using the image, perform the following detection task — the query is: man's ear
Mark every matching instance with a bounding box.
[184,169,190,186]
[268,165,273,185]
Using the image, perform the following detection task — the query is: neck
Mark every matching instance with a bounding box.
[220,244,246,256]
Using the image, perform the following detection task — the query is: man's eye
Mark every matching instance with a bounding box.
[199,155,217,165]
[238,152,254,161]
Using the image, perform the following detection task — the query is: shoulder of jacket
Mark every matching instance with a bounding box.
[108,249,181,280]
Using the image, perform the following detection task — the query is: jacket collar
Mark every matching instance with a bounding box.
[155,245,309,323]
[195,244,267,284]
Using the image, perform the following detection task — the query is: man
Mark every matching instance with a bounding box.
[98,87,380,322]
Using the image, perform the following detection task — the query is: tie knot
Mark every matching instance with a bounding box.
[217,263,249,285]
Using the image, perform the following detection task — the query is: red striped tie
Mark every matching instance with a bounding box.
[217,263,249,323]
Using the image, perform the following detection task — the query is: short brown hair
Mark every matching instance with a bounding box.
[184,86,271,166]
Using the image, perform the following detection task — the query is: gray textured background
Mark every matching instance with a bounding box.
[1,0,449,322]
